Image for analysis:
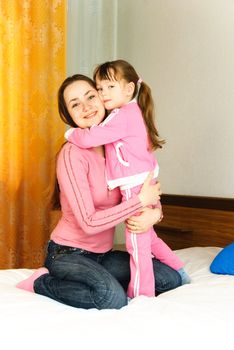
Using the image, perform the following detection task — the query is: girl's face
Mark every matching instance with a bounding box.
[96,75,134,111]
[64,80,106,129]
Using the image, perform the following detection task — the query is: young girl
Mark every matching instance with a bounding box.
[65,60,190,298]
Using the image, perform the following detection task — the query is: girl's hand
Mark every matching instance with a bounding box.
[138,172,162,207]
[126,207,162,234]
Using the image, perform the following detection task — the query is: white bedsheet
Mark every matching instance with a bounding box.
[0,247,233,350]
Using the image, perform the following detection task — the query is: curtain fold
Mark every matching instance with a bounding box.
[67,0,117,76]
[0,0,66,268]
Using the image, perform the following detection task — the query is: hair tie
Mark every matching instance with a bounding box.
[137,78,143,84]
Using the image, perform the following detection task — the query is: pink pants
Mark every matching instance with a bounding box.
[122,186,184,298]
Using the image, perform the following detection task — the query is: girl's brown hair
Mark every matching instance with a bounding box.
[93,59,165,150]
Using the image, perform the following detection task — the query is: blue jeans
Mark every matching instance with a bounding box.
[34,240,181,310]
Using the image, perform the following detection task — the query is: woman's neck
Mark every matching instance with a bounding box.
[94,145,105,157]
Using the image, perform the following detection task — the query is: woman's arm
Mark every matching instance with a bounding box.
[126,207,162,233]
[57,144,161,235]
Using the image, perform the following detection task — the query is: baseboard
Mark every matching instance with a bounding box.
[161,194,234,211]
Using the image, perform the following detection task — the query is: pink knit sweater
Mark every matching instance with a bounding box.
[51,142,142,253]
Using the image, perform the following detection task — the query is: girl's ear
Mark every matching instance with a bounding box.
[126,82,135,97]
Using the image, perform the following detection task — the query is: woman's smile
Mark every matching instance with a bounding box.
[84,111,97,119]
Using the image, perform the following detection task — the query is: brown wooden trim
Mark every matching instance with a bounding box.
[161,194,234,211]
[156,225,193,234]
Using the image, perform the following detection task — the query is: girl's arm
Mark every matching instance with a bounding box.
[57,144,160,235]
[65,108,128,148]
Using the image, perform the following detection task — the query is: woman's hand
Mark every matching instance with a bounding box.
[126,207,162,234]
[138,172,162,207]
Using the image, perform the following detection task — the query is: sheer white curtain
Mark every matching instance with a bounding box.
[67,0,118,76]
[66,0,124,244]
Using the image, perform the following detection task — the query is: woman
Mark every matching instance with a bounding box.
[17,74,181,309]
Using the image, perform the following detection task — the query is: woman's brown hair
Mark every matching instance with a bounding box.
[51,74,97,210]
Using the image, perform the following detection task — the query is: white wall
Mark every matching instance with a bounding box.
[117,0,234,198]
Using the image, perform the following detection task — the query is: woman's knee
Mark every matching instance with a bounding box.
[47,253,128,309]
[93,279,127,309]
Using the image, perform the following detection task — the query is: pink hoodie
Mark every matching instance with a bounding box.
[65,101,159,190]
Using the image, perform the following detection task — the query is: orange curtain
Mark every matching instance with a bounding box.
[0,0,66,268]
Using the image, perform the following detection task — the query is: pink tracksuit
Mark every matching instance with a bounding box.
[66,100,183,297]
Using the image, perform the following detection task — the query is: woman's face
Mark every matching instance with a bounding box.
[64,80,106,129]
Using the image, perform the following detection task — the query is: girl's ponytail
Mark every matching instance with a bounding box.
[137,82,165,150]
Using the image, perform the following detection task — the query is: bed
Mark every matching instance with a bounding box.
[0,196,233,350]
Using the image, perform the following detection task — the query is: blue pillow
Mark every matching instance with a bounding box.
[210,243,234,275]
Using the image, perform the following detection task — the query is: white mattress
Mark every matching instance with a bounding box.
[0,247,233,350]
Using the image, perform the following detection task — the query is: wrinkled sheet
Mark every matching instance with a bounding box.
[0,247,233,350]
